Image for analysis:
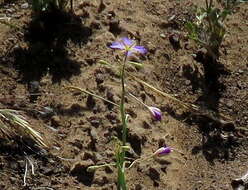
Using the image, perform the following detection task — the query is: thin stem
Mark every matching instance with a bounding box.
[87,163,116,172]
[120,54,128,146]
[66,86,119,107]
[117,53,128,190]
[128,92,149,109]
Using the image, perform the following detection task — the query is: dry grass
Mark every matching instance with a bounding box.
[0,109,47,148]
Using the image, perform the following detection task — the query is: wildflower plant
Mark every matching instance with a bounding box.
[186,0,247,60]
[67,37,170,188]
[109,37,147,190]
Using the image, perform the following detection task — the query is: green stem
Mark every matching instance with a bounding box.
[117,53,128,190]
[120,55,128,146]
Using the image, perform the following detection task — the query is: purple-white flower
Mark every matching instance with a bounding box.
[110,37,147,57]
[148,107,162,121]
[154,146,172,157]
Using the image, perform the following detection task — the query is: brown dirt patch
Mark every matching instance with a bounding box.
[0,0,248,189]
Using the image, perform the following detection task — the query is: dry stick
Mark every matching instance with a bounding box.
[128,74,233,124]
[65,86,119,107]
[23,159,28,186]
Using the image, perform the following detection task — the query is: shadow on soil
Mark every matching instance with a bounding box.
[11,9,92,84]
[181,54,230,112]
[165,51,237,163]
[165,105,239,164]
[0,137,67,185]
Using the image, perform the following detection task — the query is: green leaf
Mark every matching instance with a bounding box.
[127,61,143,68]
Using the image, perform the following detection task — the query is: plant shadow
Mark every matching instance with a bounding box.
[182,55,230,112]
[11,9,92,84]
[164,106,238,164]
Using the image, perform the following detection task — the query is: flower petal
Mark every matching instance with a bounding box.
[133,46,147,55]
[126,50,133,57]
[154,146,172,157]
[148,107,162,121]
[110,42,125,50]
[121,37,134,46]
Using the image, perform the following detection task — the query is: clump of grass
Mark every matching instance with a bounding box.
[30,0,74,15]
[186,0,247,61]
[0,109,47,147]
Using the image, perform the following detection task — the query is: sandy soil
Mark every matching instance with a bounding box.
[0,0,248,189]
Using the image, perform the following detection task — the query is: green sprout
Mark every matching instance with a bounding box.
[186,0,247,60]
[30,0,74,14]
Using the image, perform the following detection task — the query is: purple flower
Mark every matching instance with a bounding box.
[110,37,147,57]
[148,107,162,121]
[154,146,172,157]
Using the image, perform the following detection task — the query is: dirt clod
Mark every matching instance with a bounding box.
[148,167,160,181]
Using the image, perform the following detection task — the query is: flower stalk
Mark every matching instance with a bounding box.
[117,53,128,190]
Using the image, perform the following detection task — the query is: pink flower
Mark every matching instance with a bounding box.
[148,107,162,121]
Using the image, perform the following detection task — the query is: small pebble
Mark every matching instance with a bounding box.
[21,3,29,9]
[160,33,166,39]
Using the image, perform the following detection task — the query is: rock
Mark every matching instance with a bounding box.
[21,3,29,9]
[185,80,191,85]
[160,33,166,39]
[90,128,98,140]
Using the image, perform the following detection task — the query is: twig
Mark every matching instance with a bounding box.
[65,86,119,107]
[23,159,28,186]
[128,74,233,124]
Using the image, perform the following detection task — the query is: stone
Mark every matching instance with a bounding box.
[160,33,166,39]
[21,3,29,9]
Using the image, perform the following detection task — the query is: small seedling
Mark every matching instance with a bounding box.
[186,0,247,61]
[30,0,74,14]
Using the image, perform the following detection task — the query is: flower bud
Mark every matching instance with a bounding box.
[148,107,162,121]
[153,146,172,157]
